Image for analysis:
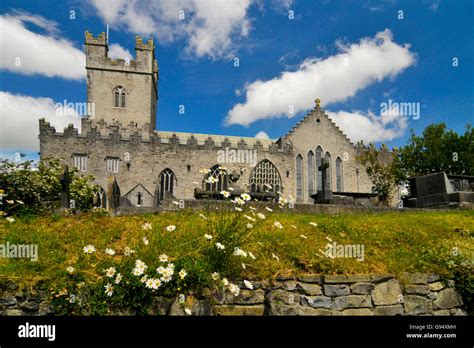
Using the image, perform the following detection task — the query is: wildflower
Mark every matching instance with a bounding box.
[220,190,230,198]
[243,215,256,222]
[105,267,116,278]
[6,200,14,204]
[228,283,240,296]
[309,222,318,227]
[222,278,229,286]
[104,283,114,297]
[161,272,173,283]
[159,254,168,262]
[241,263,246,269]
[83,245,96,254]
[211,272,220,280]
[246,223,253,229]
[249,206,256,211]
[124,247,135,256]
[272,253,279,261]
[115,273,123,284]
[232,197,245,205]
[205,177,218,184]
[235,207,243,212]
[142,222,152,230]
[244,280,253,290]
[179,269,187,279]
[145,278,155,289]
[16,200,24,205]
[257,213,266,220]
[184,307,192,315]
[233,247,247,257]
[156,266,165,274]
[216,242,225,250]
[152,278,161,289]
[165,225,176,232]
[325,236,333,242]
[66,266,75,274]
[133,267,145,276]
[241,193,251,201]
[248,252,256,260]
[105,248,116,256]
[6,217,15,223]
[141,275,149,283]
[291,225,297,229]
[199,213,208,220]
[300,234,307,239]
[204,234,213,240]
[142,237,149,245]
[265,207,273,212]
[273,221,283,229]
[179,294,186,304]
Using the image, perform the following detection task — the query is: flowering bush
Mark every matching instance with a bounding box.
[0,158,98,217]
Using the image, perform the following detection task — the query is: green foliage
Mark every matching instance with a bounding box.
[396,123,473,180]
[0,158,98,216]
[453,264,474,315]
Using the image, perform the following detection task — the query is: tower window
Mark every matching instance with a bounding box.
[73,154,88,172]
[106,157,120,173]
[113,86,127,108]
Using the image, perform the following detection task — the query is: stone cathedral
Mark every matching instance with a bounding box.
[39,32,375,209]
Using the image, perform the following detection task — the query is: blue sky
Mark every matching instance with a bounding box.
[0,0,473,160]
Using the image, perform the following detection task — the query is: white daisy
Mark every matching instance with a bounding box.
[179,269,187,279]
[244,280,253,290]
[211,272,220,280]
[246,223,253,229]
[233,247,247,257]
[241,193,251,201]
[220,190,230,198]
[142,237,149,245]
[159,254,168,262]
[105,267,116,278]
[6,217,15,223]
[114,273,123,284]
[104,283,114,297]
[124,247,135,256]
[165,225,176,232]
[83,245,96,254]
[66,266,75,274]
[105,248,116,256]
[142,222,152,230]
[216,242,225,250]
[204,234,213,240]
[273,221,283,229]
[184,307,192,315]
[257,213,266,220]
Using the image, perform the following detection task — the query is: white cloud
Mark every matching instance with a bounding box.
[226,29,415,128]
[0,12,85,80]
[255,131,270,139]
[326,108,408,143]
[0,92,82,152]
[108,43,133,61]
[89,0,253,59]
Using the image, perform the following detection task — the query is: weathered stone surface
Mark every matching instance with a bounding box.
[267,289,300,305]
[297,283,322,296]
[405,273,428,285]
[146,296,173,315]
[298,307,331,316]
[333,295,372,311]
[300,295,332,309]
[324,275,348,283]
[433,288,462,310]
[229,289,265,305]
[214,305,264,316]
[346,275,371,283]
[5,309,23,316]
[433,310,450,316]
[267,303,301,315]
[405,284,430,295]
[283,280,297,291]
[0,295,17,306]
[450,308,467,316]
[374,305,404,316]
[38,301,53,316]
[372,279,403,305]
[350,282,375,295]
[404,295,432,315]
[370,274,394,283]
[429,281,445,292]
[340,308,373,316]
[324,284,350,297]
[20,301,39,312]
[296,275,323,284]
[169,296,213,316]
[427,274,440,283]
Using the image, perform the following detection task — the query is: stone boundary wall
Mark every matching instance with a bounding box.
[0,274,467,316]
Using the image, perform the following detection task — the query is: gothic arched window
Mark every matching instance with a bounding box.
[336,157,343,192]
[113,86,127,108]
[307,150,315,198]
[296,154,303,201]
[203,165,228,192]
[94,187,107,209]
[324,152,332,190]
[316,146,323,191]
[249,159,282,194]
[159,168,175,200]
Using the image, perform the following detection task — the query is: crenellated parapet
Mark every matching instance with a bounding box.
[39,118,292,153]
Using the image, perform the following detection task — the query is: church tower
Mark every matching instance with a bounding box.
[84,31,158,132]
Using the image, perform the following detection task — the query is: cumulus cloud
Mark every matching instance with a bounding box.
[326,108,408,143]
[0,92,82,152]
[226,29,416,131]
[89,0,253,59]
[0,12,85,80]
[108,43,133,61]
[255,131,270,139]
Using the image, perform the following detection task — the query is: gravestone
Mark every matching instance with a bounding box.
[107,176,121,214]
[59,165,70,209]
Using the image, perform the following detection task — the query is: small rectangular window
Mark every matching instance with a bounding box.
[106,157,120,173]
[73,154,87,172]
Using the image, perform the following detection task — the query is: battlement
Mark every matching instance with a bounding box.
[135,35,154,51]
[38,118,291,153]
[85,31,107,46]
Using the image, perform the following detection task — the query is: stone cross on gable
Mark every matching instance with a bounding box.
[318,157,330,191]
[60,165,71,209]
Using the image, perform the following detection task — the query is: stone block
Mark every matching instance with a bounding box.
[297,283,322,296]
[324,284,350,297]
[324,275,348,283]
[404,295,432,315]
[214,305,264,316]
[433,288,463,310]
[370,274,395,283]
[283,280,297,291]
[20,301,39,312]
[300,295,332,309]
[5,309,23,316]
[374,305,404,316]
[0,295,17,306]
[229,289,265,305]
[405,284,430,295]
[350,282,375,295]
[340,308,373,316]
[333,295,372,310]
[267,289,300,306]
[371,279,403,305]
[346,275,371,283]
[429,282,445,292]
[404,273,428,285]
[296,275,323,284]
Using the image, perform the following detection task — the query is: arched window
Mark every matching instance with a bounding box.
[203,165,228,192]
[307,150,315,198]
[336,157,343,192]
[94,187,107,209]
[113,86,127,108]
[316,146,323,191]
[324,152,331,190]
[296,154,303,201]
[249,159,282,194]
[159,168,175,200]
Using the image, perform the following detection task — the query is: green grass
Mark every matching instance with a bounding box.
[1,209,473,290]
